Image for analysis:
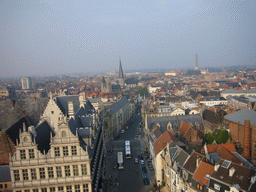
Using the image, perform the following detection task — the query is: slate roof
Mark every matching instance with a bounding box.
[0,165,11,182]
[193,161,214,186]
[174,149,189,167]
[203,109,226,124]
[222,88,256,94]
[5,116,31,145]
[183,151,206,174]
[211,159,256,191]
[34,121,55,154]
[147,114,204,133]
[154,130,178,155]
[224,108,256,127]
[150,127,163,143]
[104,98,129,115]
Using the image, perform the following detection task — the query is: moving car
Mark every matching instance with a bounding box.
[143,178,150,185]
[121,129,125,134]
[134,158,139,163]
[140,160,145,165]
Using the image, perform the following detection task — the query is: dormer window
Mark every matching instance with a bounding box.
[62,131,67,138]
[51,111,54,114]
[23,137,28,142]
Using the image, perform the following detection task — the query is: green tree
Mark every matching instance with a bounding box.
[205,132,214,144]
[137,87,148,95]
[215,130,229,144]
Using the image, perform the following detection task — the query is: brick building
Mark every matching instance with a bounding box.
[224,109,256,164]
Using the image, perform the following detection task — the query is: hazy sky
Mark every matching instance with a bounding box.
[1,0,256,77]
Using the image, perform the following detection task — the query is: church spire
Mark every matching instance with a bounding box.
[195,54,198,70]
[119,56,124,78]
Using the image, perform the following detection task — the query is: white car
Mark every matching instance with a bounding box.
[140,160,145,165]
[121,129,125,134]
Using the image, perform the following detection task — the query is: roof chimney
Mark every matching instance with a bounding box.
[214,164,220,171]
[229,167,235,177]
[244,120,251,160]
[68,101,74,119]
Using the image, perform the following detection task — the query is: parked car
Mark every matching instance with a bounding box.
[140,160,145,165]
[134,158,139,164]
[148,163,154,170]
[138,154,143,160]
[142,166,147,173]
[121,129,125,134]
[143,178,150,185]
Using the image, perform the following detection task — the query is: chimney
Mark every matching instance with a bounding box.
[214,164,220,171]
[244,120,251,160]
[196,157,200,167]
[229,167,235,177]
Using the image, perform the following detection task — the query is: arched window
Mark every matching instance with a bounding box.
[62,131,67,138]
[23,137,28,142]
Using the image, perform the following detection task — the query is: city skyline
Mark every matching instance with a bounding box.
[1,0,256,78]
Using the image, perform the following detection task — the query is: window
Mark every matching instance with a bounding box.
[75,185,80,192]
[0,184,3,188]
[20,149,26,159]
[66,186,72,192]
[50,187,55,192]
[72,146,77,155]
[65,165,70,177]
[29,149,35,159]
[54,147,60,157]
[73,165,79,176]
[62,131,67,137]
[83,184,89,192]
[25,190,30,192]
[39,168,45,179]
[58,186,64,192]
[183,170,188,180]
[41,188,47,192]
[63,146,69,156]
[33,189,39,192]
[48,167,54,178]
[31,168,37,180]
[81,164,87,175]
[214,184,220,191]
[22,169,29,180]
[14,170,20,181]
[51,111,54,114]
[23,137,28,142]
[56,166,62,177]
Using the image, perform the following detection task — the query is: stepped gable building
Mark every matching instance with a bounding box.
[9,92,103,192]
[224,109,256,164]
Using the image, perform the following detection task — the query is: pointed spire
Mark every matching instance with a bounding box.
[119,56,124,78]
[102,76,106,83]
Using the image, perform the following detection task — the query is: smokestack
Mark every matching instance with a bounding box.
[244,120,251,160]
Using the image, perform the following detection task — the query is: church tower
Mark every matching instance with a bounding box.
[195,54,198,70]
[118,56,125,88]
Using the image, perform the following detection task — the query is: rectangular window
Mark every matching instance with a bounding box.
[73,165,79,176]
[54,147,60,157]
[75,185,80,192]
[66,186,72,192]
[65,165,70,177]
[29,149,35,159]
[83,184,89,192]
[50,187,55,192]
[81,164,87,175]
[63,146,69,156]
[20,149,26,159]
[58,186,64,192]
[0,184,2,188]
[48,167,54,178]
[22,169,29,180]
[14,170,20,181]
[33,189,39,192]
[25,190,30,192]
[39,168,45,179]
[56,166,62,177]
[41,188,47,192]
[31,168,37,180]
[72,146,77,155]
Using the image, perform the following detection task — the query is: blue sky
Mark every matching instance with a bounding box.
[1,0,256,77]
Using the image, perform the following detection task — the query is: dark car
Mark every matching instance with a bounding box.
[142,166,147,173]
[143,178,150,185]
[138,154,143,160]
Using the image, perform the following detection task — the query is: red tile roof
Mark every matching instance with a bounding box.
[154,130,178,155]
[193,161,214,185]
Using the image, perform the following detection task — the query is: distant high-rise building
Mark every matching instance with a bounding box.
[21,77,32,90]
[195,54,198,70]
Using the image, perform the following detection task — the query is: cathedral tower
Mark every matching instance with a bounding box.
[195,54,198,70]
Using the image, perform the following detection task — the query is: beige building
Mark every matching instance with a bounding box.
[8,92,103,192]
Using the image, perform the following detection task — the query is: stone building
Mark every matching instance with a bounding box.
[8,92,103,192]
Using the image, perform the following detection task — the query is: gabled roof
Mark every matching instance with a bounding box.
[183,151,205,174]
[224,109,256,127]
[193,161,214,186]
[150,127,163,143]
[0,165,11,182]
[179,121,190,134]
[154,130,178,155]
[204,144,236,154]
[211,159,256,191]
[203,109,226,124]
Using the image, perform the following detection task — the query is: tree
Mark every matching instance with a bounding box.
[205,132,214,144]
[215,130,229,144]
[137,87,148,95]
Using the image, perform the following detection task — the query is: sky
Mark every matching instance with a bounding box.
[1,0,256,77]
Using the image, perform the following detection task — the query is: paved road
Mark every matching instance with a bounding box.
[103,111,154,192]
